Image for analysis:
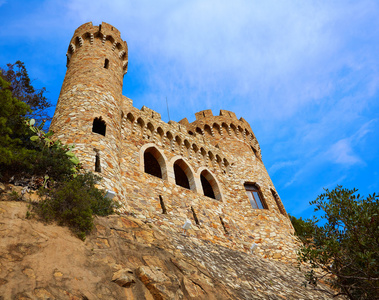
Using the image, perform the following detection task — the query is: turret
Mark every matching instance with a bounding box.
[185,109,262,160]
[50,22,128,195]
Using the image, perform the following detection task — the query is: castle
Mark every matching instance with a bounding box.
[50,22,299,262]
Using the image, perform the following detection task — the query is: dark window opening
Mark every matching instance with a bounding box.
[191,206,200,225]
[244,184,267,209]
[159,195,167,214]
[188,131,194,135]
[201,174,216,199]
[92,117,106,136]
[174,163,190,189]
[144,152,162,178]
[95,153,101,173]
[104,58,109,69]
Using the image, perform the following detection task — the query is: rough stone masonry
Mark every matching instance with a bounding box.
[50,22,300,263]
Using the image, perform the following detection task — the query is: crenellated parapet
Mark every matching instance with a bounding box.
[66,22,128,75]
[183,109,262,160]
[120,103,233,176]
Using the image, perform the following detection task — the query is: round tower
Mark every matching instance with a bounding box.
[50,22,128,195]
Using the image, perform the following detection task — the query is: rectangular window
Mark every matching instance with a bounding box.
[246,191,258,209]
[245,184,267,209]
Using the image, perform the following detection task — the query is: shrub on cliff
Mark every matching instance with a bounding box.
[293,186,379,300]
[36,172,119,240]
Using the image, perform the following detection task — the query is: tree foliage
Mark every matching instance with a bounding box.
[293,186,379,300]
[0,61,51,123]
[0,72,34,174]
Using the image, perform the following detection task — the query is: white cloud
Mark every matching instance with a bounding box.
[327,139,363,165]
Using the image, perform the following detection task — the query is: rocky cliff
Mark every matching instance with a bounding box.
[0,192,337,299]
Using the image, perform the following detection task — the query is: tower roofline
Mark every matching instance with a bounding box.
[66,22,128,74]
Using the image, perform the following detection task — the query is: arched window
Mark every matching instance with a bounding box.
[173,159,195,191]
[174,161,190,189]
[143,147,166,179]
[201,173,215,199]
[200,169,221,201]
[92,117,106,136]
[244,183,267,209]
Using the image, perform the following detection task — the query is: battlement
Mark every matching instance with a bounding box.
[74,22,122,39]
[187,109,261,158]
[193,109,252,131]
[140,106,161,120]
[66,22,128,74]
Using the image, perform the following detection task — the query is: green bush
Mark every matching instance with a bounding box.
[36,172,118,240]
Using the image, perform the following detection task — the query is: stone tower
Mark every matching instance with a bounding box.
[50,22,128,194]
[51,22,299,262]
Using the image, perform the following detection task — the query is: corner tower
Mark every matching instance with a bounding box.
[50,22,128,194]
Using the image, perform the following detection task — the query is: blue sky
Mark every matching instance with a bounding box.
[1,0,378,219]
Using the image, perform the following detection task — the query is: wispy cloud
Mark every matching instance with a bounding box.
[269,161,297,174]
[327,139,363,165]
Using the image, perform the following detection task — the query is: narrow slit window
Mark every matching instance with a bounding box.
[191,206,200,225]
[104,58,109,69]
[92,117,106,136]
[219,216,228,234]
[159,195,167,214]
[95,153,101,173]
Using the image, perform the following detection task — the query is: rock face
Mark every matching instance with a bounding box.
[0,200,338,299]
